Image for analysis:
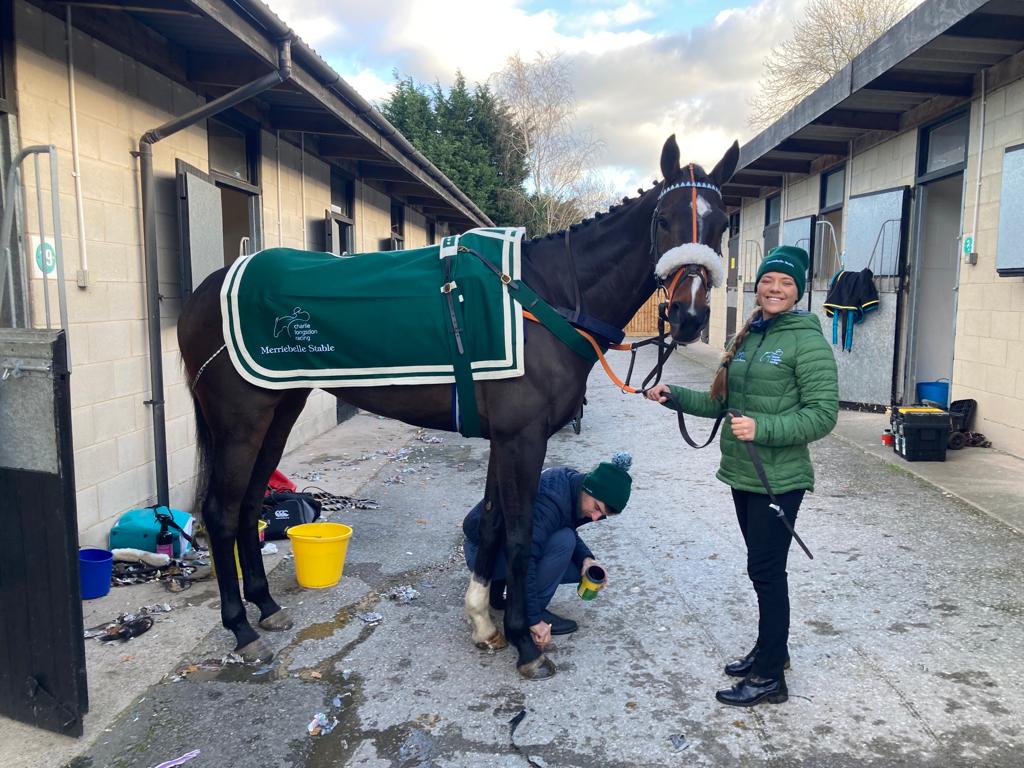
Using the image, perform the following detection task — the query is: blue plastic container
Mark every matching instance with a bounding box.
[80,548,113,600]
[915,379,950,409]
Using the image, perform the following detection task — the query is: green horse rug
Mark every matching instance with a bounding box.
[221,227,525,390]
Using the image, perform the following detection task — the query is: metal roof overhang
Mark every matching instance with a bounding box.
[36,0,491,231]
[722,0,1024,210]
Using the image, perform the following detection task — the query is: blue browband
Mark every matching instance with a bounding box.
[658,180,721,200]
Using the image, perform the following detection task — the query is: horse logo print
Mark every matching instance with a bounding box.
[760,348,784,365]
[274,307,311,339]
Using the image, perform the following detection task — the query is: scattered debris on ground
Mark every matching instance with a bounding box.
[307,712,339,736]
[384,585,420,604]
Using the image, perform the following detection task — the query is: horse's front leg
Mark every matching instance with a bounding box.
[465,453,507,651]
[493,428,556,680]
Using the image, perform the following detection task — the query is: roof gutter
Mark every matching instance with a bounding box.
[229,0,492,227]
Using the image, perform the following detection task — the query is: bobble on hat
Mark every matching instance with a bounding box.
[611,452,633,472]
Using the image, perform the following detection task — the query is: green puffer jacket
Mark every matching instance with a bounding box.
[665,310,838,494]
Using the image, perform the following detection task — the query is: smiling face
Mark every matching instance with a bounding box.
[756,271,799,317]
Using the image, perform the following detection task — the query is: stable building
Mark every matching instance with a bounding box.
[714,0,1024,460]
[0,0,491,547]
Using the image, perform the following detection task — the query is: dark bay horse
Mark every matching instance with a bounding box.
[176,135,738,679]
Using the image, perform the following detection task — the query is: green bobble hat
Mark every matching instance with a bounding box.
[756,245,810,300]
[581,452,633,513]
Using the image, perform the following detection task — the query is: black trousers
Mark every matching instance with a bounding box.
[731,487,805,678]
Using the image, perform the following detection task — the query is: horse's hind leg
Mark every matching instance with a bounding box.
[465,453,507,651]
[236,389,310,631]
[203,397,280,661]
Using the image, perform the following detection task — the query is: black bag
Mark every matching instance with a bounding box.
[260,490,322,539]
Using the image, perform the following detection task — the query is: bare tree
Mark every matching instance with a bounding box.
[492,52,613,235]
[748,0,910,130]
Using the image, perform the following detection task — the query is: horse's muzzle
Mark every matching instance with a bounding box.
[668,303,709,344]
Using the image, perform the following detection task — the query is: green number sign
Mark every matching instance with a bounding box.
[35,241,56,275]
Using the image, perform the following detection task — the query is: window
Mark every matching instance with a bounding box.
[208,117,257,185]
[820,165,845,212]
[765,195,781,227]
[728,212,740,239]
[389,203,404,251]
[330,167,353,218]
[0,0,13,114]
[918,112,968,181]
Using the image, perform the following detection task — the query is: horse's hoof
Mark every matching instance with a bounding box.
[237,638,274,663]
[259,609,293,631]
[517,655,556,680]
[474,631,508,651]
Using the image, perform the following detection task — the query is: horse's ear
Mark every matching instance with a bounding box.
[710,140,740,187]
[660,135,681,182]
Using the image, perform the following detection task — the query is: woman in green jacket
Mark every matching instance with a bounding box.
[646,245,838,707]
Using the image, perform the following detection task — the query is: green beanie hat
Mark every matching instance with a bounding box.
[581,452,633,513]
[756,245,809,300]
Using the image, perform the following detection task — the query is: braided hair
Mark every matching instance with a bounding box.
[710,304,762,402]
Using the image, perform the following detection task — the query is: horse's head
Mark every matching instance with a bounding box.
[652,136,739,343]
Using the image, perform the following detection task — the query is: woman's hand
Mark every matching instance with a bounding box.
[644,383,671,403]
[530,620,552,649]
[730,413,757,441]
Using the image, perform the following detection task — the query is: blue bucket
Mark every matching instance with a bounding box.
[80,548,113,600]
[915,379,950,408]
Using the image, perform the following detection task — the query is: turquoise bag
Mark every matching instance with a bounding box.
[108,506,194,557]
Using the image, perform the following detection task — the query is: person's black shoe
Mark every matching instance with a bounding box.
[541,610,578,635]
[715,674,788,707]
[489,579,506,610]
[724,645,790,677]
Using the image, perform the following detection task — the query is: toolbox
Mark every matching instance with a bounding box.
[891,407,951,462]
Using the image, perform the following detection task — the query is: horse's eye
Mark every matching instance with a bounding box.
[657,217,669,231]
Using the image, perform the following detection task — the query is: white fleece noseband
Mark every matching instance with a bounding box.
[655,243,726,288]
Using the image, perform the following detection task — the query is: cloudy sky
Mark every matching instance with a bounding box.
[263,0,804,195]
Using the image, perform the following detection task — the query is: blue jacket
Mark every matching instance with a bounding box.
[463,467,595,624]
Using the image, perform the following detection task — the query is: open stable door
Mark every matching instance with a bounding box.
[176,160,224,299]
[0,330,87,735]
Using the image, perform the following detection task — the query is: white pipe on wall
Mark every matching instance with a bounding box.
[968,69,986,265]
[276,129,283,246]
[300,132,307,250]
[65,7,89,288]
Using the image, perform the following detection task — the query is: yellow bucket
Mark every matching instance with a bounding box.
[287,522,353,588]
[213,520,268,579]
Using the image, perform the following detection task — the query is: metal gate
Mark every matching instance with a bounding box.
[0,146,86,735]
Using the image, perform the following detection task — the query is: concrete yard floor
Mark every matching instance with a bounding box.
[2,341,1021,767]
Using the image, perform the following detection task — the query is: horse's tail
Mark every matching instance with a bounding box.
[189,388,214,521]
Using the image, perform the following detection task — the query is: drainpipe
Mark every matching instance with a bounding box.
[136,37,292,507]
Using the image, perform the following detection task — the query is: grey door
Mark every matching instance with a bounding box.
[811,186,910,407]
[0,329,87,735]
[176,160,224,299]
[726,234,739,340]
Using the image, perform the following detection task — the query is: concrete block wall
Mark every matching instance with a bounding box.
[954,79,1024,458]
[849,131,917,201]
[783,174,818,220]
[14,2,209,545]
[12,3,452,541]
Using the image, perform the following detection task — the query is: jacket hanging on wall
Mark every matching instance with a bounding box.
[822,268,879,352]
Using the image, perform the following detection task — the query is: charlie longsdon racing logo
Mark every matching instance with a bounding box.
[263,307,334,354]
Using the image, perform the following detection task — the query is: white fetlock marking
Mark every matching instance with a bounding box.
[465,576,496,644]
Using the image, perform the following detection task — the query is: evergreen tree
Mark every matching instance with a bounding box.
[380,71,528,229]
